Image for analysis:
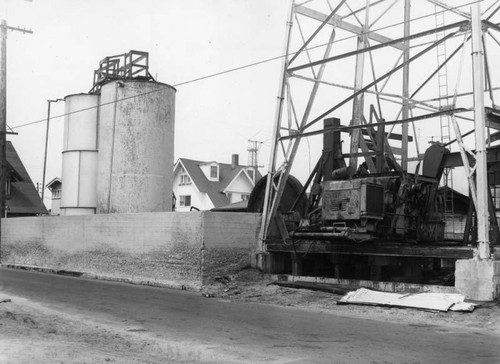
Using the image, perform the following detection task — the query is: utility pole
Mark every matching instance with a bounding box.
[247,139,263,168]
[0,17,33,261]
[0,19,6,262]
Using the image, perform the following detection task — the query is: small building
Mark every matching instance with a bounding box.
[437,186,470,240]
[173,154,261,211]
[46,177,62,215]
[5,141,47,217]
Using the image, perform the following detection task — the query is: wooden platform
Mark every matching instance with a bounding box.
[266,240,474,259]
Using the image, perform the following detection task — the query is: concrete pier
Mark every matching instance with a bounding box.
[455,259,500,301]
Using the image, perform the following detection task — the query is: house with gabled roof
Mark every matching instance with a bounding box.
[173,154,261,211]
[5,141,47,217]
[46,177,62,215]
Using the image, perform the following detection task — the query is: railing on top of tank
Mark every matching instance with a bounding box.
[90,50,154,93]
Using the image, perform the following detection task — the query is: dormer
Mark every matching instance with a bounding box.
[200,162,219,181]
[46,177,62,199]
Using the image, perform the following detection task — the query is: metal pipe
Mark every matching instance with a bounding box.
[401,0,411,171]
[471,3,490,259]
[482,34,495,105]
[290,231,351,240]
[107,84,120,213]
[40,98,63,215]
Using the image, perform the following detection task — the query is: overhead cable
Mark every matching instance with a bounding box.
[10,0,488,131]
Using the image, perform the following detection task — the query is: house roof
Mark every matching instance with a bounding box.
[176,158,262,208]
[6,141,47,215]
[211,199,248,212]
[437,186,469,214]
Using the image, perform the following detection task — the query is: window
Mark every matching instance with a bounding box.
[180,174,191,185]
[5,178,11,198]
[53,189,61,199]
[241,194,250,201]
[210,166,218,179]
[179,195,191,207]
[247,169,254,181]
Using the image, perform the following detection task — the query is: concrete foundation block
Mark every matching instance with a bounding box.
[455,259,500,301]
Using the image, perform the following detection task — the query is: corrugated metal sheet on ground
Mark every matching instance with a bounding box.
[339,288,475,312]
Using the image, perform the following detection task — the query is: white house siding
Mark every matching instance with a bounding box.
[172,167,209,211]
[51,198,61,215]
[189,193,214,211]
[225,173,254,204]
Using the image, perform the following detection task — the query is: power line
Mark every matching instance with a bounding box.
[10,0,487,131]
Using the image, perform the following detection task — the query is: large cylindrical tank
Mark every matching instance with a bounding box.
[96,80,176,213]
[60,93,99,215]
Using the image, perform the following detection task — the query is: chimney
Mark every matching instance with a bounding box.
[231,154,239,169]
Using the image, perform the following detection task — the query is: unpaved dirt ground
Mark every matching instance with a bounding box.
[1,269,499,363]
[0,294,236,364]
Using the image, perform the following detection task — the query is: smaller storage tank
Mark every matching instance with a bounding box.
[60,93,99,215]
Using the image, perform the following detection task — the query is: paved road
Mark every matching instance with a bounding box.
[1,268,499,363]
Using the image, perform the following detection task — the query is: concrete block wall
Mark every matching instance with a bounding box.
[1,212,260,290]
[201,212,261,284]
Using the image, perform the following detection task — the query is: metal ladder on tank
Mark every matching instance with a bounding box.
[435,5,455,239]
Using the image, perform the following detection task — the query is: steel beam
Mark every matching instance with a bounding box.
[290,73,461,116]
[279,108,468,141]
[265,27,338,243]
[441,145,500,168]
[294,5,404,51]
[411,38,467,99]
[289,0,346,65]
[288,20,468,73]
[425,0,471,20]
[341,0,386,21]
[266,241,474,259]
[259,1,295,252]
[300,28,463,132]
[486,3,500,21]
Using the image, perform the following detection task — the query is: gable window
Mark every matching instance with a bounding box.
[210,166,218,179]
[179,195,191,207]
[247,169,254,181]
[180,174,191,185]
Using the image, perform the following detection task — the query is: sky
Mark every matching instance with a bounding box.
[2,0,289,208]
[2,0,500,208]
